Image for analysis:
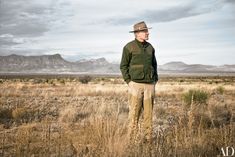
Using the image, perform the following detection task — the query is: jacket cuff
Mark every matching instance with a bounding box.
[126,79,131,84]
[155,78,158,83]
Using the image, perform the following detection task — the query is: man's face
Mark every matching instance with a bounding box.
[135,29,149,41]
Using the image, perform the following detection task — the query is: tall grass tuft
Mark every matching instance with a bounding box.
[182,89,209,109]
[216,86,225,94]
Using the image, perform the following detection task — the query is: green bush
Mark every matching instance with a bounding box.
[183,89,209,106]
[216,86,225,94]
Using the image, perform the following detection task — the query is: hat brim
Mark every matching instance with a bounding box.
[129,27,152,33]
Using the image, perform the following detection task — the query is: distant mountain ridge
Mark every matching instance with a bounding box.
[0,54,235,74]
[159,61,235,73]
[0,54,71,72]
[0,54,119,73]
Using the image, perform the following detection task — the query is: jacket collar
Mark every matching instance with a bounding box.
[135,38,148,48]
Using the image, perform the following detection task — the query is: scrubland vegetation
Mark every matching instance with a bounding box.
[0,76,234,157]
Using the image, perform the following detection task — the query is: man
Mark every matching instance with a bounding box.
[120,21,158,145]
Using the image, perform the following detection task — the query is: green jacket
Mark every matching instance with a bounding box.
[120,39,158,84]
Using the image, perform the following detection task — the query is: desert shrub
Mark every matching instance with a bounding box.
[45,79,53,84]
[113,78,123,84]
[0,107,13,120]
[58,78,65,84]
[12,107,35,122]
[45,79,49,83]
[216,86,225,94]
[45,79,56,86]
[210,105,232,127]
[0,79,3,84]
[183,89,209,106]
[33,79,44,84]
[94,77,110,83]
[192,111,213,129]
[79,75,92,84]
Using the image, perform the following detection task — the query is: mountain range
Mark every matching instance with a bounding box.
[0,54,235,75]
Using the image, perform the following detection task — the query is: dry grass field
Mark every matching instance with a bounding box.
[0,75,234,157]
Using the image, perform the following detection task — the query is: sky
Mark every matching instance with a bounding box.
[0,0,235,65]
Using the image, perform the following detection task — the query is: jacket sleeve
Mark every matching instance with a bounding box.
[120,46,131,84]
[152,48,158,82]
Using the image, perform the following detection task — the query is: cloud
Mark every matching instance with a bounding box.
[0,47,48,56]
[0,0,74,37]
[105,0,225,25]
[0,34,22,46]
[0,1,51,37]
[0,0,74,55]
[225,0,235,4]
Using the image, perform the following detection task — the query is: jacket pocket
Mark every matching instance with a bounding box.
[150,66,155,79]
[146,66,155,80]
[129,64,144,80]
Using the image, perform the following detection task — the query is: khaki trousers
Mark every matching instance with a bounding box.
[128,81,155,144]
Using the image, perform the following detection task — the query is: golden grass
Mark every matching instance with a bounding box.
[0,77,234,156]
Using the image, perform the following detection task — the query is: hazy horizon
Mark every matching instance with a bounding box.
[1,0,235,65]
